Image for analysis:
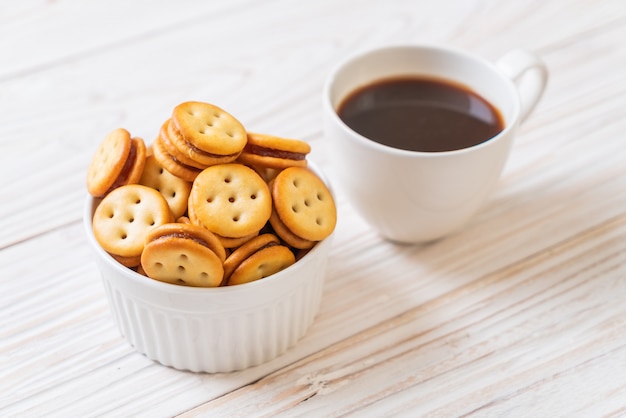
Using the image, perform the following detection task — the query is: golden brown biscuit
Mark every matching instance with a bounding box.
[136,263,148,276]
[214,231,259,249]
[122,137,147,186]
[270,167,336,242]
[152,131,203,182]
[171,101,247,158]
[188,163,272,239]
[92,184,173,265]
[104,136,147,194]
[268,209,316,250]
[139,154,192,219]
[167,117,240,167]
[223,234,295,286]
[111,253,142,269]
[186,196,258,248]
[158,119,208,170]
[237,132,310,169]
[87,128,132,197]
[141,223,225,287]
[250,165,281,183]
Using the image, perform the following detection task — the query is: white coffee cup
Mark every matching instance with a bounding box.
[323,44,548,243]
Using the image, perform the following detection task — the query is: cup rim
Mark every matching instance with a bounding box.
[322,43,521,158]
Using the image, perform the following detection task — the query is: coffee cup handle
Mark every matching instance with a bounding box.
[496,49,548,123]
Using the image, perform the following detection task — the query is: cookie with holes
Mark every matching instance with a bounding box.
[139,154,192,219]
[141,223,226,287]
[189,163,272,244]
[92,184,173,267]
[187,193,259,249]
[223,234,295,286]
[237,132,310,170]
[152,129,204,182]
[170,101,247,166]
[268,209,316,250]
[87,128,147,197]
[269,167,336,249]
[158,119,208,170]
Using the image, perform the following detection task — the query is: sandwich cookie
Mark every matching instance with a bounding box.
[152,129,203,182]
[170,101,247,166]
[87,128,147,197]
[139,154,192,219]
[186,193,259,248]
[213,231,259,249]
[141,222,226,287]
[268,209,316,250]
[188,163,272,243]
[269,166,336,249]
[223,234,295,286]
[237,132,310,170]
[158,119,208,169]
[92,184,173,267]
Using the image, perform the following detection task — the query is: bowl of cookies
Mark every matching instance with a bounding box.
[84,101,336,373]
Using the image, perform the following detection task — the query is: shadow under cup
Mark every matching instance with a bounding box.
[323,45,523,243]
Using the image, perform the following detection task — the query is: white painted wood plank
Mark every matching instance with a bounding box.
[1,0,624,247]
[0,0,255,79]
[3,112,626,414]
[2,0,626,416]
[184,215,626,416]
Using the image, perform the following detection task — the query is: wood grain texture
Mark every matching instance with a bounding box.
[2,0,626,416]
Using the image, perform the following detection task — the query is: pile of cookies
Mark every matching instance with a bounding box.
[87,101,336,287]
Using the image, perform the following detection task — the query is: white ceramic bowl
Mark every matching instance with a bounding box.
[84,169,333,373]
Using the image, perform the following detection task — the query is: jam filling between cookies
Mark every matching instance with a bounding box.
[169,125,241,159]
[162,146,203,172]
[252,241,279,254]
[184,138,240,159]
[106,141,137,193]
[167,120,240,160]
[230,241,280,272]
[243,144,306,161]
[271,210,313,245]
[152,232,212,249]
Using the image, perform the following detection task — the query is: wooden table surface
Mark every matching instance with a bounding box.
[2,1,626,416]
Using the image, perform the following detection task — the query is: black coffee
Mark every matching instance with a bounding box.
[337,76,504,152]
